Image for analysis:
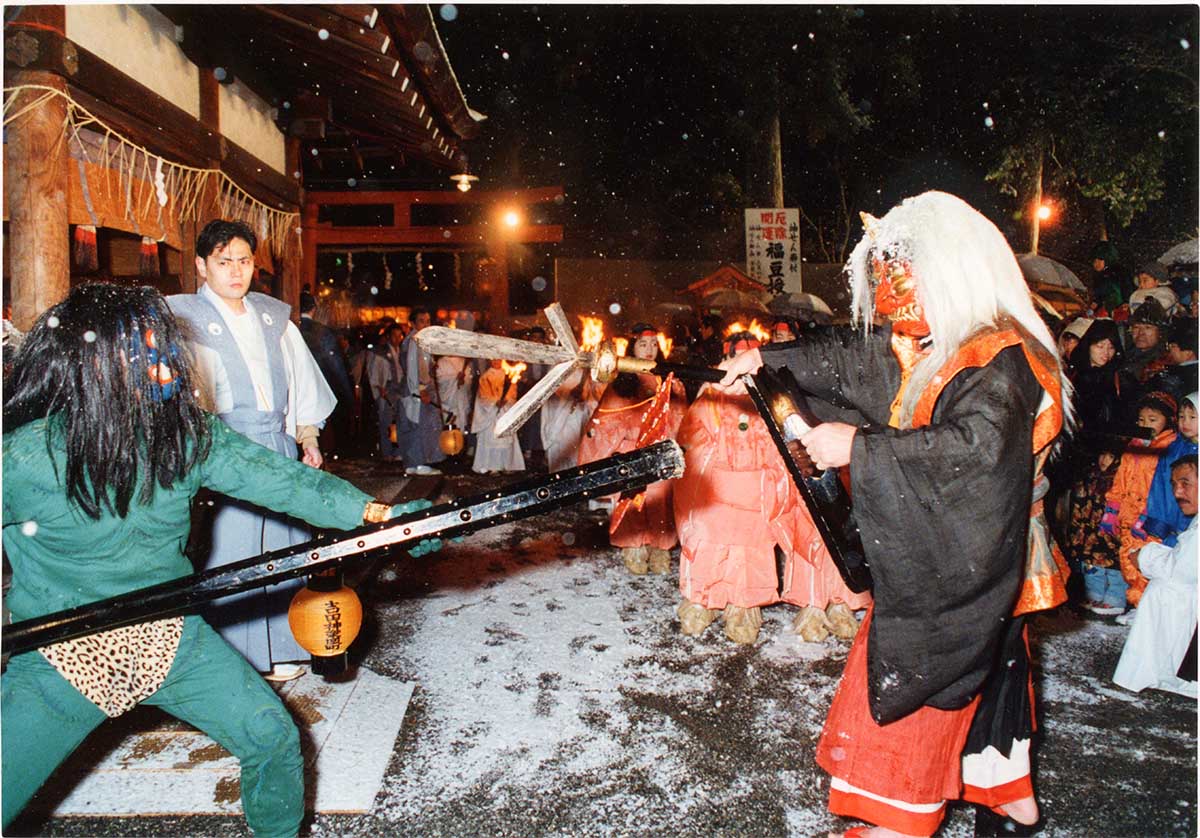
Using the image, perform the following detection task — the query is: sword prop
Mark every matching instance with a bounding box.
[417,303,869,592]
[2,440,684,657]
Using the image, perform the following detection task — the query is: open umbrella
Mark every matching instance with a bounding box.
[1017,253,1087,292]
[1159,238,1198,267]
[700,287,770,313]
[653,301,698,318]
[767,291,834,324]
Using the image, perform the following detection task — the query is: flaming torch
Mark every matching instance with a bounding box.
[656,332,673,361]
[725,319,771,344]
[500,360,527,385]
[579,316,606,351]
[613,337,629,357]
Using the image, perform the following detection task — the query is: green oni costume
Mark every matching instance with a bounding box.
[1,415,371,836]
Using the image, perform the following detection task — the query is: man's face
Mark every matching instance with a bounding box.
[1092,258,1106,273]
[1131,323,1160,350]
[413,312,431,332]
[699,324,714,339]
[1060,334,1080,358]
[1137,273,1160,290]
[632,334,659,361]
[387,327,404,348]
[1171,463,1197,517]
[196,239,255,306]
[772,325,793,343]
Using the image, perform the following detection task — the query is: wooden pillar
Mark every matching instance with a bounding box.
[282,217,302,318]
[4,71,70,330]
[301,200,318,301]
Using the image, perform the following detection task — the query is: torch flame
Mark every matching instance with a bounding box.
[656,332,673,360]
[613,337,629,357]
[501,360,526,384]
[724,319,771,343]
[579,316,605,351]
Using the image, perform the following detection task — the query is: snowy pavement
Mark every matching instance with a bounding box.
[11,464,1197,837]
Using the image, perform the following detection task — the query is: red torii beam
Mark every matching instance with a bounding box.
[301,186,564,320]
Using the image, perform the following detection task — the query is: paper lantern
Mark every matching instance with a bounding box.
[439,425,465,455]
[288,571,363,676]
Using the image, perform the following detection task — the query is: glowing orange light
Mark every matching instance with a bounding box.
[502,209,522,228]
[656,332,673,359]
[613,337,629,357]
[501,360,526,383]
[579,316,606,351]
[1037,204,1052,221]
[724,319,770,343]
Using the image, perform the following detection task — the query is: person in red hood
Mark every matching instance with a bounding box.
[673,330,870,645]
[578,323,687,575]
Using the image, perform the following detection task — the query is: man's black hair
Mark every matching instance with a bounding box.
[195,219,257,260]
[299,292,317,314]
[1167,318,1197,353]
[1170,453,1198,473]
[3,283,212,519]
[410,306,431,320]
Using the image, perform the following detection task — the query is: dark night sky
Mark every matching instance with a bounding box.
[437,4,1199,274]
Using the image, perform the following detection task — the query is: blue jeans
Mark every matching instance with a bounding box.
[1083,565,1127,608]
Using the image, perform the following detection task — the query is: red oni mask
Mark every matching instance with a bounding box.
[872,256,930,338]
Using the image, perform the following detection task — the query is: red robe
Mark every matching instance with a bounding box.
[810,323,1065,837]
[673,385,871,611]
[577,373,686,551]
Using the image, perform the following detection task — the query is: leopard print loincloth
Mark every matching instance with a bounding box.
[39,616,184,717]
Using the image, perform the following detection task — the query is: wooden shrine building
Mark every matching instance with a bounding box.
[3,4,559,330]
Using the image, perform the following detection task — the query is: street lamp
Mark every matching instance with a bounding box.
[502,209,523,229]
[1030,197,1055,255]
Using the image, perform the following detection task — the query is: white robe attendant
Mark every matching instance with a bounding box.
[188,283,336,438]
[1113,517,1198,697]
[435,354,475,431]
[471,367,524,473]
[540,367,602,473]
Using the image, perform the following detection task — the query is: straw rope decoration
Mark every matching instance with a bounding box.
[2,84,300,261]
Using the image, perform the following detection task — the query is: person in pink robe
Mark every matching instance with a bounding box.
[578,324,687,574]
[673,331,871,645]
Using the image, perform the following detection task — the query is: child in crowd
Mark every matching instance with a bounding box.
[1128,261,1179,316]
[1073,446,1126,614]
[1130,392,1199,547]
[1099,391,1179,620]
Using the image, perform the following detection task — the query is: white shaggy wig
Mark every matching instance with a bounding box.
[845,191,1073,429]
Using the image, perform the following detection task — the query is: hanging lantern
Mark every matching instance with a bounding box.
[439,423,465,456]
[288,569,363,676]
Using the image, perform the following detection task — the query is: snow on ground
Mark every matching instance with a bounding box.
[308,485,1196,838]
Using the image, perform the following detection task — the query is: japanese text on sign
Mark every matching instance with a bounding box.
[745,208,801,294]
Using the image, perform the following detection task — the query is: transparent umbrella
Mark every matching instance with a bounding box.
[1017,253,1086,292]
